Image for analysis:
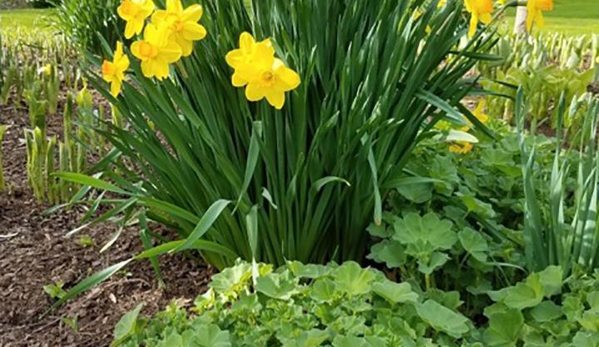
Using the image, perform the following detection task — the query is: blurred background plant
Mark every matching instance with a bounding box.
[0,124,9,192]
[50,0,123,55]
[0,31,111,204]
[26,0,55,9]
[480,33,598,134]
[517,90,599,276]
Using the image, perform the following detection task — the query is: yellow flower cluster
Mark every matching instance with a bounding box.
[465,0,554,37]
[102,2,301,110]
[226,32,301,110]
[102,0,206,95]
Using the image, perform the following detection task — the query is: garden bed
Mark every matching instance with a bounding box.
[1,0,599,346]
[0,97,213,347]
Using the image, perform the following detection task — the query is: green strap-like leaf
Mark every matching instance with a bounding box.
[365,137,382,226]
[44,259,133,316]
[54,172,130,196]
[138,197,200,225]
[312,176,351,192]
[135,239,238,261]
[246,205,259,260]
[235,121,263,211]
[174,199,231,252]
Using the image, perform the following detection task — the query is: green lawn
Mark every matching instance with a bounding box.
[0,8,54,32]
[506,0,599,35]
[545,0,599,19]
[0,1,597,37]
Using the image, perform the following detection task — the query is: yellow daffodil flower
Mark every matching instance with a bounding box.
[243,58,301,109]
[225,32,274,79]
[151,0,207,57]
[131,24,182,80]
[438,0,447,8]
[118,0,155,39]
[38,64,52,76]
[464,0,494,38]
[471,99,489,124]
[449,141,474,154]
[450,100,488,153]
[102,42,130,96]
[226,32,300,110]
[460,99,489,131]
[526,0,554,32]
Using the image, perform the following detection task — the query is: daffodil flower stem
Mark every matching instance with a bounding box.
[175,61,188,79]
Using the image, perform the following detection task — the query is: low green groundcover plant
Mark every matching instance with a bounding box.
[113,261,599,347]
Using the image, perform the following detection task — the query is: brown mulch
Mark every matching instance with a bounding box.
[0,94,213,346]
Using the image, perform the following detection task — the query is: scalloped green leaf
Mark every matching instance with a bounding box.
[332,261,376,296]
[372,282,418,304]
[458,227,489,262]
[415,300,470,338]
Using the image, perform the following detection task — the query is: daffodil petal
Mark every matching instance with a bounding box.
[144,24,159,43]
[245,83,267,102]
[265,90,285,110]
[130,41,144,60]
[177,40,194,57]
[161,43,183,63]
[468,15,478,38]
[181,4,203,22]
[111,79,123,97]
[275,66,301,91]
[232,73,248,87]
[535,10,545,27]
[167,0,184,13]
[141,60,154,78]
[226,50,245,69]
[182,22,207,41]
[116,55,130,72]
[239,32,256,51]
[254,44,275,70]
[125,21,138,39]
[479,12,492,25]
[151,11,168,25]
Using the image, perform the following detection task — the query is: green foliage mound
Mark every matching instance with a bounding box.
[113,261,599,347]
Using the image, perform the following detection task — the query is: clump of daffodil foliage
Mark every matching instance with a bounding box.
[61,0,501,280]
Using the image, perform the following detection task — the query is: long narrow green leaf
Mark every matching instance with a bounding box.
[235,121,263,210]
[135,239,238,260]
[174,200,232,252]
[44,259,133,316]
[54,172,130,196]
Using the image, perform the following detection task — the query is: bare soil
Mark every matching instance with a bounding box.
[0,94,213,347]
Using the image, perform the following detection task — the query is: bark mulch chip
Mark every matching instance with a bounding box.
[1,96,212,347]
